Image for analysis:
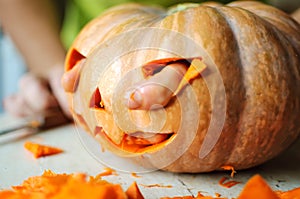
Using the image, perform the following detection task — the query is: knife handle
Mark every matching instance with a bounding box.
[39,108,72,130]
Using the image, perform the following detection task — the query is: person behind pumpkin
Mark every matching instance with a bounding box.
[0,0,207,120]
[0,0,299,122]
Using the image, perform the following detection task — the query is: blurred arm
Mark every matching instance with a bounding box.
[0,0,66,79]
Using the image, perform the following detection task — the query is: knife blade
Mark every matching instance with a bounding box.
[0,108,71,136]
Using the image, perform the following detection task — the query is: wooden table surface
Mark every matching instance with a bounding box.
[0,113,299,198]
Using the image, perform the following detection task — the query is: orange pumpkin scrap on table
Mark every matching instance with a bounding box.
[0,170,142,199]
[24,142,63,158]
[62,1,300,172]
[0,171,299,199]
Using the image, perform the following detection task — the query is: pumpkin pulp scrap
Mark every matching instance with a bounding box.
[2,171,300,199]
[24,142,63,158]
[0,170,143,199]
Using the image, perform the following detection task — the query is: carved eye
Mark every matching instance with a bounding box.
[66,49,85,71]
[142,58,190,77]
[89,87,104,109]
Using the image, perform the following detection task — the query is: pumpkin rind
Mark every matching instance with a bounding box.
[64,2,300,172]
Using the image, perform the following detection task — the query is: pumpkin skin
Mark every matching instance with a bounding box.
[292,8,300,23]
[64,1,300,172]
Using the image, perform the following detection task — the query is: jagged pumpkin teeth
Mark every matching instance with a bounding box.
[127,131,172,141]
[94,126,173,153]
[125,134,169,145]
[94,122,174,152]
[119,133,175,153]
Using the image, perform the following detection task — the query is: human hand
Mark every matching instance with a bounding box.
[47,64,72,118]
[3,65,72,125]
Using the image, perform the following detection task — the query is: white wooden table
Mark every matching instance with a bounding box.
[0,113,299,198]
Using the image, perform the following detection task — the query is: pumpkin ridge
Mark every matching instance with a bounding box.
[223,7,273,167]
[216,5,299,168]
[195,5,247,169]
[162,5,246,171]
[228,2,300,47]
[256,10,300,160]
[265,23,300,152]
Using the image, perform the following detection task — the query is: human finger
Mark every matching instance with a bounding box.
[126,62,187,110]
[19,73,58,113]
[61,59,84,93]
[49,65,73,118]
[3,94,33,117]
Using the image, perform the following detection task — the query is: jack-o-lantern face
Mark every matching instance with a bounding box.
[63,1,300,172]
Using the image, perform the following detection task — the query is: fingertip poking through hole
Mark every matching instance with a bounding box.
[61,59,85,93]
[66,49,85,71]
[127,90,143,109]
[63,49,86,93]
[126,60,187,110]
[126,57,207,110]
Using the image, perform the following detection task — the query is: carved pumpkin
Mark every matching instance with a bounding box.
[63,1,300,172]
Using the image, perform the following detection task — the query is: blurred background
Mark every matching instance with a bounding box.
[0,0,299,113]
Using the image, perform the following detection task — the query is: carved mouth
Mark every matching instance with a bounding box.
[95,126,176,154]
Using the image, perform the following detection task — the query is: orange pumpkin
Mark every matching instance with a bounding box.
[63,1,300,172]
